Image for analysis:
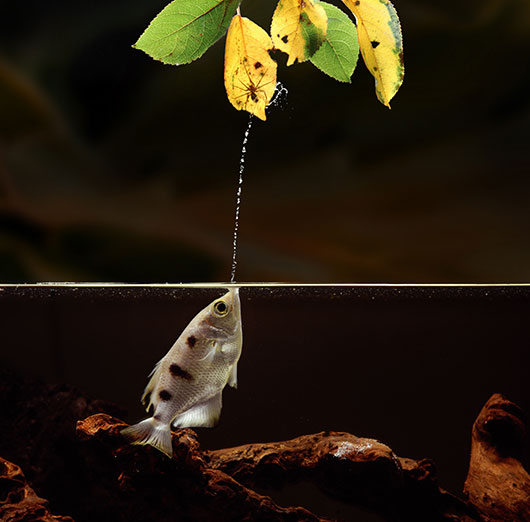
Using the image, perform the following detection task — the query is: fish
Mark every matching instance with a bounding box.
[121,288,242,457]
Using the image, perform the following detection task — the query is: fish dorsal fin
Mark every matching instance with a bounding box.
[227,362,238,389]
[171,392,223,429]
[141,357,164,412]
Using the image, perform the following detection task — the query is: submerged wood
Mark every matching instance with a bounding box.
[0,456,74,522]
[205,432,477,521]
[0,368,528,521]
[464,394,530,522]
[76,414,329,522]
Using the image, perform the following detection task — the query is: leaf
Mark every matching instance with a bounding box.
[134,0,240,65]
[309,2,359,83]
[342,0,404,107]
[271,0,328,66]
[224,15,278,121]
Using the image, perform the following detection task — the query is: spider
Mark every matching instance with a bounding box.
[233,63,274,108]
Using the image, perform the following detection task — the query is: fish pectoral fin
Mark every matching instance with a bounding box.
[227,362,238,389]
[171,392,223,429]
[197,345,216,362]
[141,357,164,413]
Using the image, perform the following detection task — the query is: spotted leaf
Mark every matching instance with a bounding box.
[134,0,240,65]
[271,0,328,66]
[224,14,278,121]
[342,0,404,107]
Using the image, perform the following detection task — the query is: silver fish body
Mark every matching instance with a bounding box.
[121,288,242,457]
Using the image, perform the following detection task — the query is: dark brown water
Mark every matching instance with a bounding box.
[0,284,528,516]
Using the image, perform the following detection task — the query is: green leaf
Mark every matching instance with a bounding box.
[309,2,359,83]
[134,0,240,65]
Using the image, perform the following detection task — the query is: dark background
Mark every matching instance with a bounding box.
[0,0,529,283]
[1,284,529,520]
[1,1,530,520]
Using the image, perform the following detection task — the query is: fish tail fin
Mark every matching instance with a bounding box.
[121,418,173,458]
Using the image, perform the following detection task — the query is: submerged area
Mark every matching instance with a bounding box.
[0,284,529,504]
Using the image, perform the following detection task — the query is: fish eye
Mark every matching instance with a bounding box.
[213,300,229,316]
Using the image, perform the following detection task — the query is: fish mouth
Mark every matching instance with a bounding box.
[229,288,241,321]
[225,287,240,309]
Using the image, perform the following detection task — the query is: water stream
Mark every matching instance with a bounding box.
[229,83,288,283]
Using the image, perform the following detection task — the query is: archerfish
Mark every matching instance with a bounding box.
[121,288,242,457]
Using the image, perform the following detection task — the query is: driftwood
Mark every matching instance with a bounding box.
[464,394,530,521]
[0,367,528,522]
[206,431,475,521]
[76,415,329,522]
[0,457,74,522]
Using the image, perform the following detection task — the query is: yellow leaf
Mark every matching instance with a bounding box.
[271,0,328,66]
[342,0,404,107]
[224,15,278,121]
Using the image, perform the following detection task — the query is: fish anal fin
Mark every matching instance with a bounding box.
[172,392,223,429]
[228,362,238,389]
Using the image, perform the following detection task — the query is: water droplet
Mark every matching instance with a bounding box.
[268,82,289,109]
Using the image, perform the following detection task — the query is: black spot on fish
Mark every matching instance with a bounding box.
[170,363,194,381]
[159,390,172,401]
[371,40,380,49]
[281,35,289,43]
[254,61,262,69]
[373,66,378,71]
[355,0,360,4]
[187,335,196,348]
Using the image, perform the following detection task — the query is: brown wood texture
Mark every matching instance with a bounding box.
[71,413,477,521]
[0,457,74,522]
[0,365,528,522]
[464,394,530,522]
